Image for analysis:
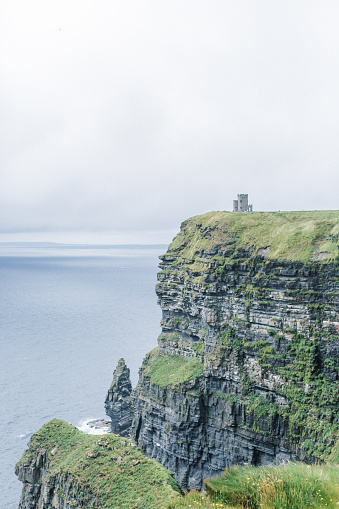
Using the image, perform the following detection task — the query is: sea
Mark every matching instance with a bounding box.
[0,243,167,508]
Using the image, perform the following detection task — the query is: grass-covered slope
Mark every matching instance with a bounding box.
[16,419,182,509]
[169,463,339,509]
[168,210,339,263]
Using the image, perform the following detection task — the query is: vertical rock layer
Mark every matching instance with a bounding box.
[107,211,339,490]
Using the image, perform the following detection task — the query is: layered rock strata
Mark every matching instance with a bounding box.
[106,211,339,490]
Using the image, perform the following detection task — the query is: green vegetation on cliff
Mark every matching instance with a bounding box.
[168,210,339,263]
[169,463,339,509]
[157,211,339,462]
[17,419,182,509]
[142,348,204,388]
[215,326,339,460]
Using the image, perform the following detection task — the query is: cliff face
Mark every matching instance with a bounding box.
[107,211,339,490]
[16,448,97,509]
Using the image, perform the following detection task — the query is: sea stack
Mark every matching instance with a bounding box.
[105,358,133,436]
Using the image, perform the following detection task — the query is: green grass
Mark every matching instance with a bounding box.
[142,353,204,388]
[167,210,339,263]
[204,463,339,509]
[159,333,180,342]
[17,419,182,509]
[192,342,205,355]
[167,490,233,508]
[328,438,339,464]
[169,463,339,509]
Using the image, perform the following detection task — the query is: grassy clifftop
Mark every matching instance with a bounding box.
[168,211,339,263]
[17,419,182,509]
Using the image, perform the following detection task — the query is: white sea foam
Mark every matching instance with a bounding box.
[17,432,32,439]
[77,418,111,435]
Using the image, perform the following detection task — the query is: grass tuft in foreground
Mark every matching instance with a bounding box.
[169,462,339,509]
[167,490,234,508]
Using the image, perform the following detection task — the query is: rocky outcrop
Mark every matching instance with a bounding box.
[16,449,49,509]
[106,211,339,490]
[15,447,97,508]
[105,358,133,436]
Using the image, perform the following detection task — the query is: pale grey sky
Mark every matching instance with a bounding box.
[1,0,338,243]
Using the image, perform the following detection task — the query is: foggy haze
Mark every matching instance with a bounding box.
[1,0,338,243]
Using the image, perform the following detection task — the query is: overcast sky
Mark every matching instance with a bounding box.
[1,0,338,243]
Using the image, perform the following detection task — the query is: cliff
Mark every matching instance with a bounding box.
[15,419,182,508]
[107,211,339,490]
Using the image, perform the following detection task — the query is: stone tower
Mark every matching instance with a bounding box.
[233,194,253,212]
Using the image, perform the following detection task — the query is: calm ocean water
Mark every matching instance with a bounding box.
[0,244,166,508]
